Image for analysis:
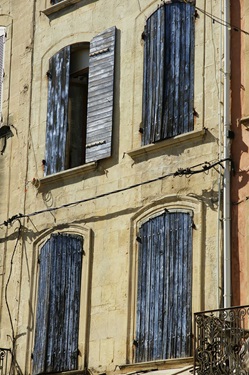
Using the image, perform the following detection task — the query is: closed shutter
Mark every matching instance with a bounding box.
[45,47,70,175]
[85,26,116,163]
[136,212,192,362]
[32,240,52,375]
[142,1,195,145]
[0,28,5,122]
[33,234,83,374]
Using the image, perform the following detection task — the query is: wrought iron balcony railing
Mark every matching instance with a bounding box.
[0,348,11,375]
[194,305,249,374]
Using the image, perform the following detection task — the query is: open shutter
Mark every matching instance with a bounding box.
[136,212,192,362]
[33,234,83,374]
[142,1,195,144]
[45,46,70,175]
[85,26,116,163]
[142,6,166,145]
[0,28,5,122]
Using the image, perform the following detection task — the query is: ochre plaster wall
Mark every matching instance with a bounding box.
[0,1,228,374]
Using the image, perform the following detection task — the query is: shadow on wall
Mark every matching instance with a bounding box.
[231,0,242,307]
[188,188,221,211]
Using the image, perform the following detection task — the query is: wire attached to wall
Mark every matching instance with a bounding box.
[0,158,231,229]
[4,219,22,373]
[195,6,249,35]
[181,0,249,36]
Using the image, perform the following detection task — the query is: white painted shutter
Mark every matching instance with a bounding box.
[85,26,116,163]
[0,28,5,123]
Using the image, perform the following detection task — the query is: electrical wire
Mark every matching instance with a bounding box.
[232,196,249,206]
[4,219,21,338]
[182,0,249,36]
[0,158,231,228]
[195,6,249,35]
[4,219,22,373]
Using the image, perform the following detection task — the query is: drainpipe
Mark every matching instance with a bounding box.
[223,0,231,309]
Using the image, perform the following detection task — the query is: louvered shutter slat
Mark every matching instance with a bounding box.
[45,46,70,175]
[85,26,116,163]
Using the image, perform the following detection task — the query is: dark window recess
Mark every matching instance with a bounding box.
[50,0,63,4]
[45,26,116,175]
[32,233,83,375]
[142,1,195,145]
[135,211,193,362]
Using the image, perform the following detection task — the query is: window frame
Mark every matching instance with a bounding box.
[135,209,193,362]
[141,0,195,145]
[31,225,92,375]
[43,0,98,17]
[44,26,116,176]
[128,196,203,365]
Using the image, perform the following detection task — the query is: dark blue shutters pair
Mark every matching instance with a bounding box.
[142,1,195,145]
[45,27,116,175]
[135,211,192,362]
[33,233,83,375]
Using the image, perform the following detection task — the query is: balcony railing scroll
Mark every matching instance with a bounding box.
[194,305,249,374]
[0,348,11,375]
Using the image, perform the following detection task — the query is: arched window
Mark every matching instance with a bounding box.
[142,1,195,145]
[33,233,83,374]
[45,26,116,175]
[135,210,193,362]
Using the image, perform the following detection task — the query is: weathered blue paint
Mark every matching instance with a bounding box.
[33,233,83,375]
[142,1,195,145]
[45,46,70,175]
[135,211,192,362]
[85,26,116,163]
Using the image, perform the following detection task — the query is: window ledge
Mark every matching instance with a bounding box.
[37,162,97,188]
[43,0,98,16]
[118,357,193,373]
[126,129,206,159]
[46,371,84,375]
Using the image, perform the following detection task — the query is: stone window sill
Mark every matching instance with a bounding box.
[126,129,206,159]
[37,162,97,188]
[43,0,98,16]
[118,357,193,373]
[45,371,84,375]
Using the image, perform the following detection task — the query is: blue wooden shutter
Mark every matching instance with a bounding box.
[33,240,52,375]
[85,27,116,163]
[135,212,192,362]
[33,234,83,374]
[45,47,70,175]
[142,1,195,145]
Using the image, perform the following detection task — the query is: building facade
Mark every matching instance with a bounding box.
[0,0,244,374]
